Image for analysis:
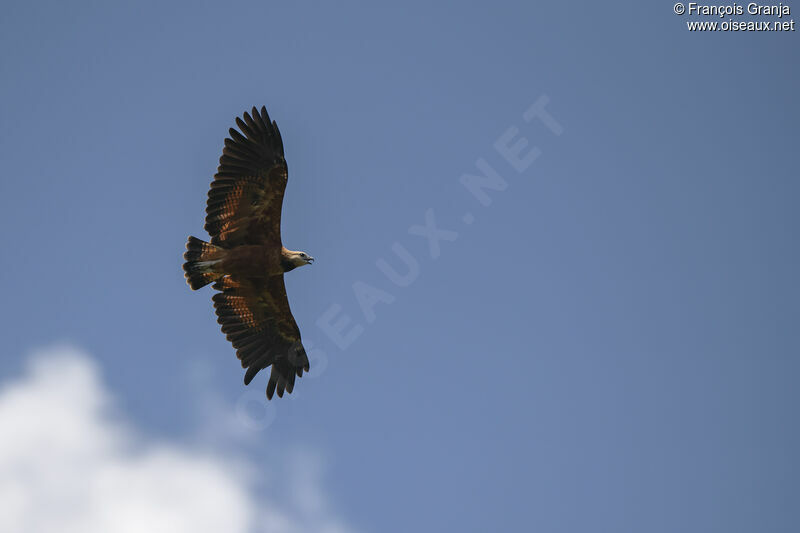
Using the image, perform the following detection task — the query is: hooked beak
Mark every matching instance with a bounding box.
[306,256,315,264]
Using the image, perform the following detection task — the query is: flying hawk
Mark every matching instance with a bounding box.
[183,106,313,399]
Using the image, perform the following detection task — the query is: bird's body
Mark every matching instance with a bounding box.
[207,244,307,278]
[183,106,314,399]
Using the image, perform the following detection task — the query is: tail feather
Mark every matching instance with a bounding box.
[183,236,224,290]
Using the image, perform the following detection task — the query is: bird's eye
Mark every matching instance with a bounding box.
[300,253,307,258]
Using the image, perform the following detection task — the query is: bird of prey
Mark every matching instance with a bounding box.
[183,106,313,399]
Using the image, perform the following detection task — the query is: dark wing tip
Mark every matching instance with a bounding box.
[260,105,271,125]
[243,365,259,386]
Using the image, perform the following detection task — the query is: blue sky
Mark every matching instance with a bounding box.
[1,1,798,532]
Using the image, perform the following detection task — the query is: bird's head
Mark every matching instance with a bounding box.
[288,250,314,268]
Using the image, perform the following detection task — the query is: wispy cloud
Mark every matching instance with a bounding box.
[0,345,354,533]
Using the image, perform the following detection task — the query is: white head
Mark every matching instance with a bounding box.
[292,251,314,266]
[282,249,314,271]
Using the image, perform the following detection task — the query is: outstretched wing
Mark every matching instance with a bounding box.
[212,276,310,399]
[205,106,288,247]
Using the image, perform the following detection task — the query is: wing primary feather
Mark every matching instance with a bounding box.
[272,120,284,154]
[260,106,272,127]
[244,361,263,386]
[242,112,261,136]
[252,106,268,131]
[236,116,252,138]
[228,127,252,146]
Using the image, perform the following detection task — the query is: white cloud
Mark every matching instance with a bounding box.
[0,345,354,533]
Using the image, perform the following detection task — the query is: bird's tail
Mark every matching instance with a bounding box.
[183,236,225,290]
